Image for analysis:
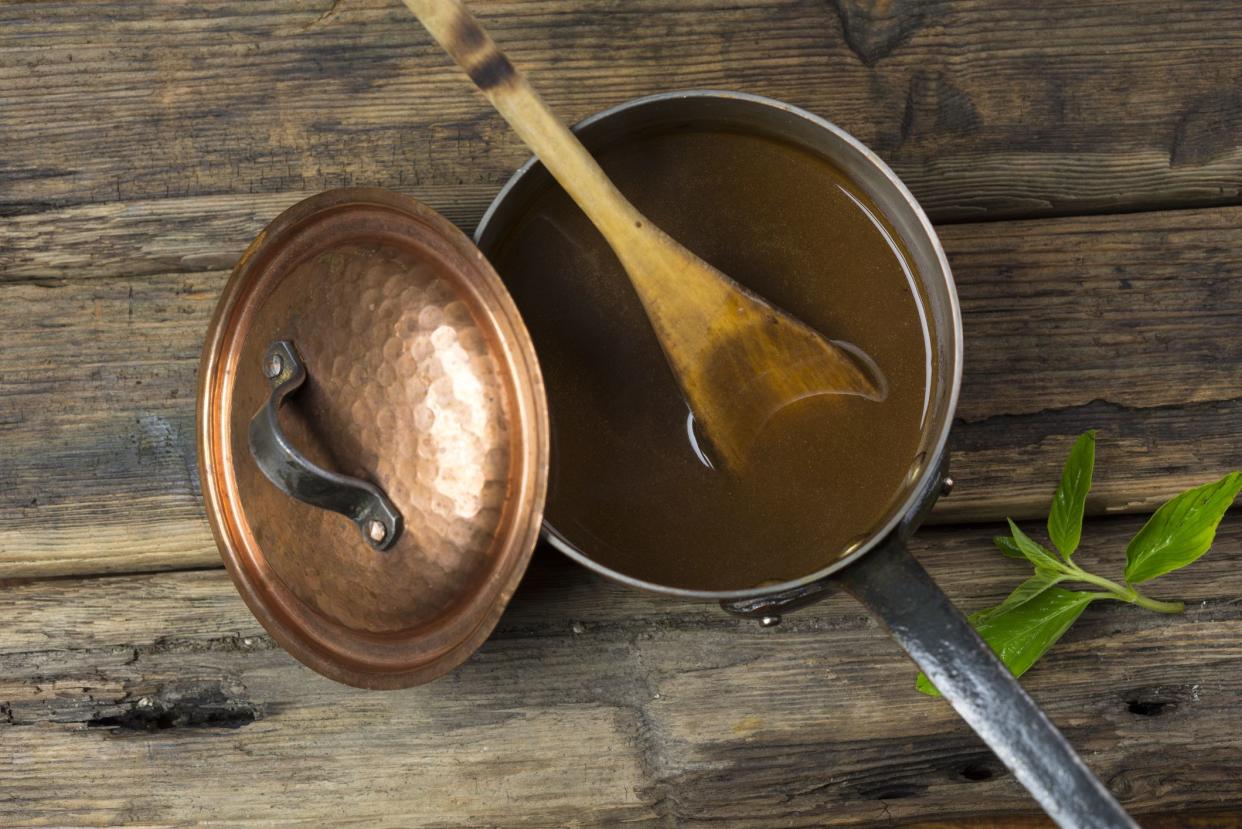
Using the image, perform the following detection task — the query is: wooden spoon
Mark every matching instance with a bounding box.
[402,0,885,472]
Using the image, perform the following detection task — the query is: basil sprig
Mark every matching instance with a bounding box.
[918,431,1241,696]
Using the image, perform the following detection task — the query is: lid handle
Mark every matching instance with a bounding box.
[247,340,403,551]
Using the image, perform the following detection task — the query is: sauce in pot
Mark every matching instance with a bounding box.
[489,127,934,591]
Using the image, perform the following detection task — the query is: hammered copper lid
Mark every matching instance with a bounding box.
[197,188,549,689]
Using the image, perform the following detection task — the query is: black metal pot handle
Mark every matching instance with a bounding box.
[248,340,402,551]
[835,537,1137,828]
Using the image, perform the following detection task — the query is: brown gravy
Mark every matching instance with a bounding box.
[489,128,933,591]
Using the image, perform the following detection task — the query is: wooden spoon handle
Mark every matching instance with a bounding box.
[402,0,644,247]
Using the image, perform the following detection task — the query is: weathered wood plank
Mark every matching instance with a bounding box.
[2,0,1242,222]
[3,516,1241,826]
[4,202,1241,577]
[941,206,1242,521]
[0,188,497,281]
[0,269,218,575]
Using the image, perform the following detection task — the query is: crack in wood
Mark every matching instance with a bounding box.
[86,686,260,732]
[304,0,346,31]
[1123,683,1199,718]
[0,635,277,680]
[3,673,264,733]
[952,395,1242,452]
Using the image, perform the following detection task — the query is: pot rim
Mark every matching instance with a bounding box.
[475,88,964,601]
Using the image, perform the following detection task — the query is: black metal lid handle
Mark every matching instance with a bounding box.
[247,340,403,551]
[837,537,1138,829]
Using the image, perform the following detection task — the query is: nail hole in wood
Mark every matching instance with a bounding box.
[1128,699,1172,716]
[960,762,995,782]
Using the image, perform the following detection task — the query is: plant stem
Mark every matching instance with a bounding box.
[1062,564,1185,614]
[1062,567,1127,594]
[1128,592,1186,614]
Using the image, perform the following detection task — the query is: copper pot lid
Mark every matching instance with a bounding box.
[197,188,549,689]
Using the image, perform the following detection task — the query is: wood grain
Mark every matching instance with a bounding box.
[0,188,498,281]
[2,0,1241,223]
[4,201,1241,577]
[3,516,1241,826]
[941,206,1242,521]
[5,2,1241,825]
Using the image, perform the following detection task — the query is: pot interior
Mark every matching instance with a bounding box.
[475,91,961,598]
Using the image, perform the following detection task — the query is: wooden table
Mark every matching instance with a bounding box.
[3,1,1241,825]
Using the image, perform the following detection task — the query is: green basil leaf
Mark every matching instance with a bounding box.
[917,588,1097,696]
[975,569,1065,623]
[1047,430,1096,559]
[1006,519,1063,572]
[994,535,1026,560]
[1124,472,1242,584]
[915,668,941,695]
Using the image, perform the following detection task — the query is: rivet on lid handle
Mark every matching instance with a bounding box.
[197,188,549,689]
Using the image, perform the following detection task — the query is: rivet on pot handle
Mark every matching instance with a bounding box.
[248,340,402,551]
